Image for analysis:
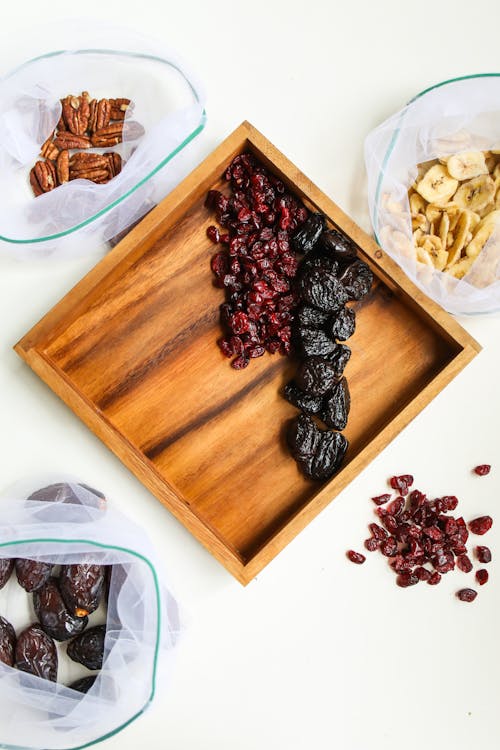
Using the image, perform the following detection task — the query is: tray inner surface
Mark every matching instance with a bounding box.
[42,175,457,563]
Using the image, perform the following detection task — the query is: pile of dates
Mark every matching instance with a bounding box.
[207,154,374,481]
[0,483,111,693]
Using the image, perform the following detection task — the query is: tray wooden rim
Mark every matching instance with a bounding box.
[15,121,481,585]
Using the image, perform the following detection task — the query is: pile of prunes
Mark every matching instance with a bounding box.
[285,213,374,481]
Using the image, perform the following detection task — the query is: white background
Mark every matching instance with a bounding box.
[1,1,500,748]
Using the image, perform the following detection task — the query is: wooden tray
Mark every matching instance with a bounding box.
[15,122,480,585]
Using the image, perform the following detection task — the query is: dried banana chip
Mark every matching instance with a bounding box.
[453,175,495,212]
[439,212,450,249]
[412,213,429,232]
[466,210,500,259]
[447,256,474,279]
[409,193,426,217]
[416,246,435,267]
[416,164,458,204]
[446,151,488,180]
[419,235,448,271]
[446,211,471,266]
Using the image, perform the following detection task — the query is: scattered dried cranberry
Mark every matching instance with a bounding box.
[456,554,473,573]
[389,474,414,496]
[469,516,493,535]
[456,588,477,602]
[372,494,391,506]
[476,546,492,563]
[476,569,488,585]
[347,550,366,564]
[206,225,220,244]
[364,538,379,552]
[473,464,491,476]
[396,573,418,587]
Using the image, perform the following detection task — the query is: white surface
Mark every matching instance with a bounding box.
[0,1,499,749]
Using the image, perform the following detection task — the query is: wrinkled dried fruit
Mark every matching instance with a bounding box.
[339,260,373,300]
[456,554,473,573]
[287,412,320,463]
[67,625,106,670]
[0,558,14,590]
[296,357,339,396]
[291,212,326,254]
[372,494,391,506]
[60,563,105,616]
[320,229,358,262]
[347,550,365,564]
[456,588,477,602]
[321,377,350,430]
[474,464,491,476]
[296,304,330,329]
[283,381,323,414]
[469,516,493,535]
[389,474,414,496]
[69,675,98,694]
[329,306,356,341]
[297,327,337,357]
[476,545,492,563]
[324,344,351,377]
[15,624,57,681]
[299,268,349,313]
[364,537,379,551]
[476,569,488,585]
[33,577,88,641]
[0,615,16,666]
[15,558,52,592]
[397,573,419,587]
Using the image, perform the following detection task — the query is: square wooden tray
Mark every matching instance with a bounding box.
[15,122,480,585]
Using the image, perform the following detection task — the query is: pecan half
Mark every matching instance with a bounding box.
[90,122,123,147]
[40,134,59,161]
[70,167,110,182]
[56,150,70,184]
[96,99,111,131]
[61,93,90,135]
[56,114,67,132]
[107,152,122,177]
[109,97,132,120]
[69,152,110,169]
[34,159,57,192]
[29,167,43,196]
[53,132,91,150]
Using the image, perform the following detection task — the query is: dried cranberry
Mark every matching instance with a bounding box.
[456,554,473,573]
[364,538,379,552]
[414,566,431,581]
[372,494,391,506]
[386,497,404,516]
[390,474,414,496]
[396,573,419,587]
[473,464,491,476]
[476,546,492,563]
[369,523,388,541]
[456,588,477,602]
[476,569,488,585]
[469,516,493,535]
[347,550,366,564]
[442,495,458,511]
[207,225,220,243]
[380,537,397,557]
[427,572,441,585]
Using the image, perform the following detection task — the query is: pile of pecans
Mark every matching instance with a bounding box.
[29,91,144,196]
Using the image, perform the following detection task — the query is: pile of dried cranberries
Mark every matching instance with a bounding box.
[347,468,493,602]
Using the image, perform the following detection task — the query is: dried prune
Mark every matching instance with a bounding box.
[298,253,339,279]
[319,229,358,262]
[297,327,337,357]
[287,412,321,463]
[296,304,330,329]
[15,624,57,681]
[296,357,339,396]
[305,429,348,481]
[291,212,326,254]
[69,675,97,694]
[33,577,88,641]
[0,558,14,590]
[60,563,105,617]
[15,558,52,592]
[300,268,349,313]
[339,260,374,300]
[328,306,355,341]
[0,615,16,666]
[67,625,106,670]
[28,482,105,508]
[324,343,351,378]
[321,377,351,430]
[284,382,323,414]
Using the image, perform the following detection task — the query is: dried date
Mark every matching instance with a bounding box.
[296,357,339,396]
[33,577,88,641]
[67,625,106,670]
[60,563,105,616]
[0,558,14,590]
[0,615,16,666]
[291,212,326,254]
[15,558,52,592]
[321,377,351,430]
[339,259,373,300]
[15,624,57,681]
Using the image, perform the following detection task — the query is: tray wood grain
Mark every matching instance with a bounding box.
[15,122,480,584]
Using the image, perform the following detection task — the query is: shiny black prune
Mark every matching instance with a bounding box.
[69,675,97,694]
[339,260,374,300]
[321,377,351,430]
[296,357,339,396]
[306,430,348,481]
[15,558,52,593]
[67,625,106,671]
[297,327,337,357]
[291,212,326,254]
[284,381,323,414]
[298,253,338,279]
[0,558,14,590]
[324,343,351,378]
[28,482,105,509]
[299,268,348,313]
[0,615,16,666]
[329,306,356,341]
[287,412,321,463]
[15,624,57,681]
[296,305,329,329]
[319,229,358,262]
[33,577,88,642]
[60,564,105,617]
